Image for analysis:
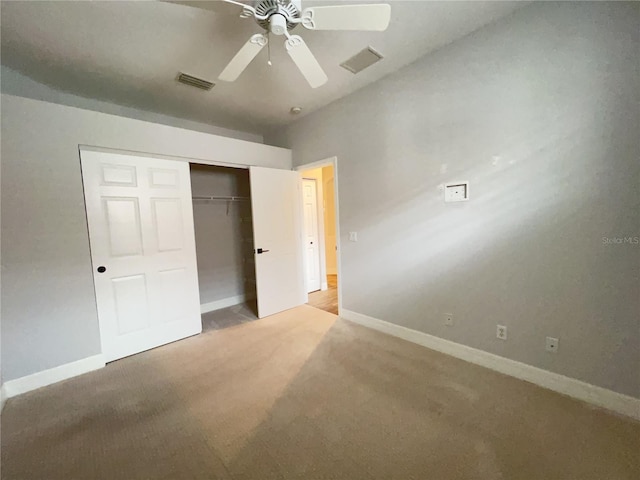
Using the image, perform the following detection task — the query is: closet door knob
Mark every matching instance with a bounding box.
[97,266,107,273]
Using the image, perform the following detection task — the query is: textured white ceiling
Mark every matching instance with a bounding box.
[1,1,527,134]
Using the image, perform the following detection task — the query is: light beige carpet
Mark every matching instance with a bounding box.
[2,305,639,479]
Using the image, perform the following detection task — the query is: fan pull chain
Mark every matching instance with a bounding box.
[267,33,272,66]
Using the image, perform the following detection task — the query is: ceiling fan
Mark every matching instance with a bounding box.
[173,0,391,88]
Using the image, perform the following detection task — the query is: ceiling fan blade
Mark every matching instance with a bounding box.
[163,1,246,16]
[301,4,391,31]
[285,35,328,89]
[219,34,268,82]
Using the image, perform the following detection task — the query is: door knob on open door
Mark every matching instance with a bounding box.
[97,266,107,273]
[256,248,270,254]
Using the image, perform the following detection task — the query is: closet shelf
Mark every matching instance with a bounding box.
[192,195,250,202]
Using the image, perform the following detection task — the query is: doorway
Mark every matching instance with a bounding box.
[298,158,340,315]
[192,164,305,321]
[190,163,258,331]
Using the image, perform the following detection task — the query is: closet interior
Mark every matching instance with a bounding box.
[190,164,257,323]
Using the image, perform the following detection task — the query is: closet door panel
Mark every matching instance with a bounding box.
[81,150,201,362]
[250,166,305,318]
[151,198,184,252]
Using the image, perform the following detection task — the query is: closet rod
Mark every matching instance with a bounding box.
[192,195,250,201]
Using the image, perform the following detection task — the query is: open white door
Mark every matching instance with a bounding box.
[81,150,202,362]
[250,166,305,318]
[302,178,321,293]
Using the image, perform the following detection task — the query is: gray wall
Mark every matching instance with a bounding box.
[1,94,290,382]
[0,65,263,144]
[266,2,640,398]
[191,165,254,305]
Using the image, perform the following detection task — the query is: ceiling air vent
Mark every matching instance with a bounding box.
[340,46,384,74]
[177,72,214,91]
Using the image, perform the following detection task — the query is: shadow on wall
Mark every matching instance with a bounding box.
[267,2,640,398]
[342,81,639,395]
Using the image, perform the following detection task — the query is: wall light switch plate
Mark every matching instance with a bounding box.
[349,232,358,242]
[444,182,469,202]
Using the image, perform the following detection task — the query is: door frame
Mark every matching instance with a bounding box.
[295,156,343,314]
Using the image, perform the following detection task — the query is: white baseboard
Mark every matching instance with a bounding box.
[341,309,640,421]
[200,294,253,314]
[1,384,7,412]
[3,354,106,399]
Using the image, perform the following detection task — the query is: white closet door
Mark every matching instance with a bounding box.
[250,166,305,318]
[302,178,321,293]
[81,150,201,362]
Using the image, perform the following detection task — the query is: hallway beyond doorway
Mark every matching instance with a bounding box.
[308,275,338,315]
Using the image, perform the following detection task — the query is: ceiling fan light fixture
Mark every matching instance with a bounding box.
[270,13,288,35]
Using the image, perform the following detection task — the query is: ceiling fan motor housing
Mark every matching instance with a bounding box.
[269,14,287,35]
[255,0,300,32]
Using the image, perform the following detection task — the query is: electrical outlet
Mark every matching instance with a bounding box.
[445,314,454,327]
[546,337,559,353]
[496,325,507,340]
